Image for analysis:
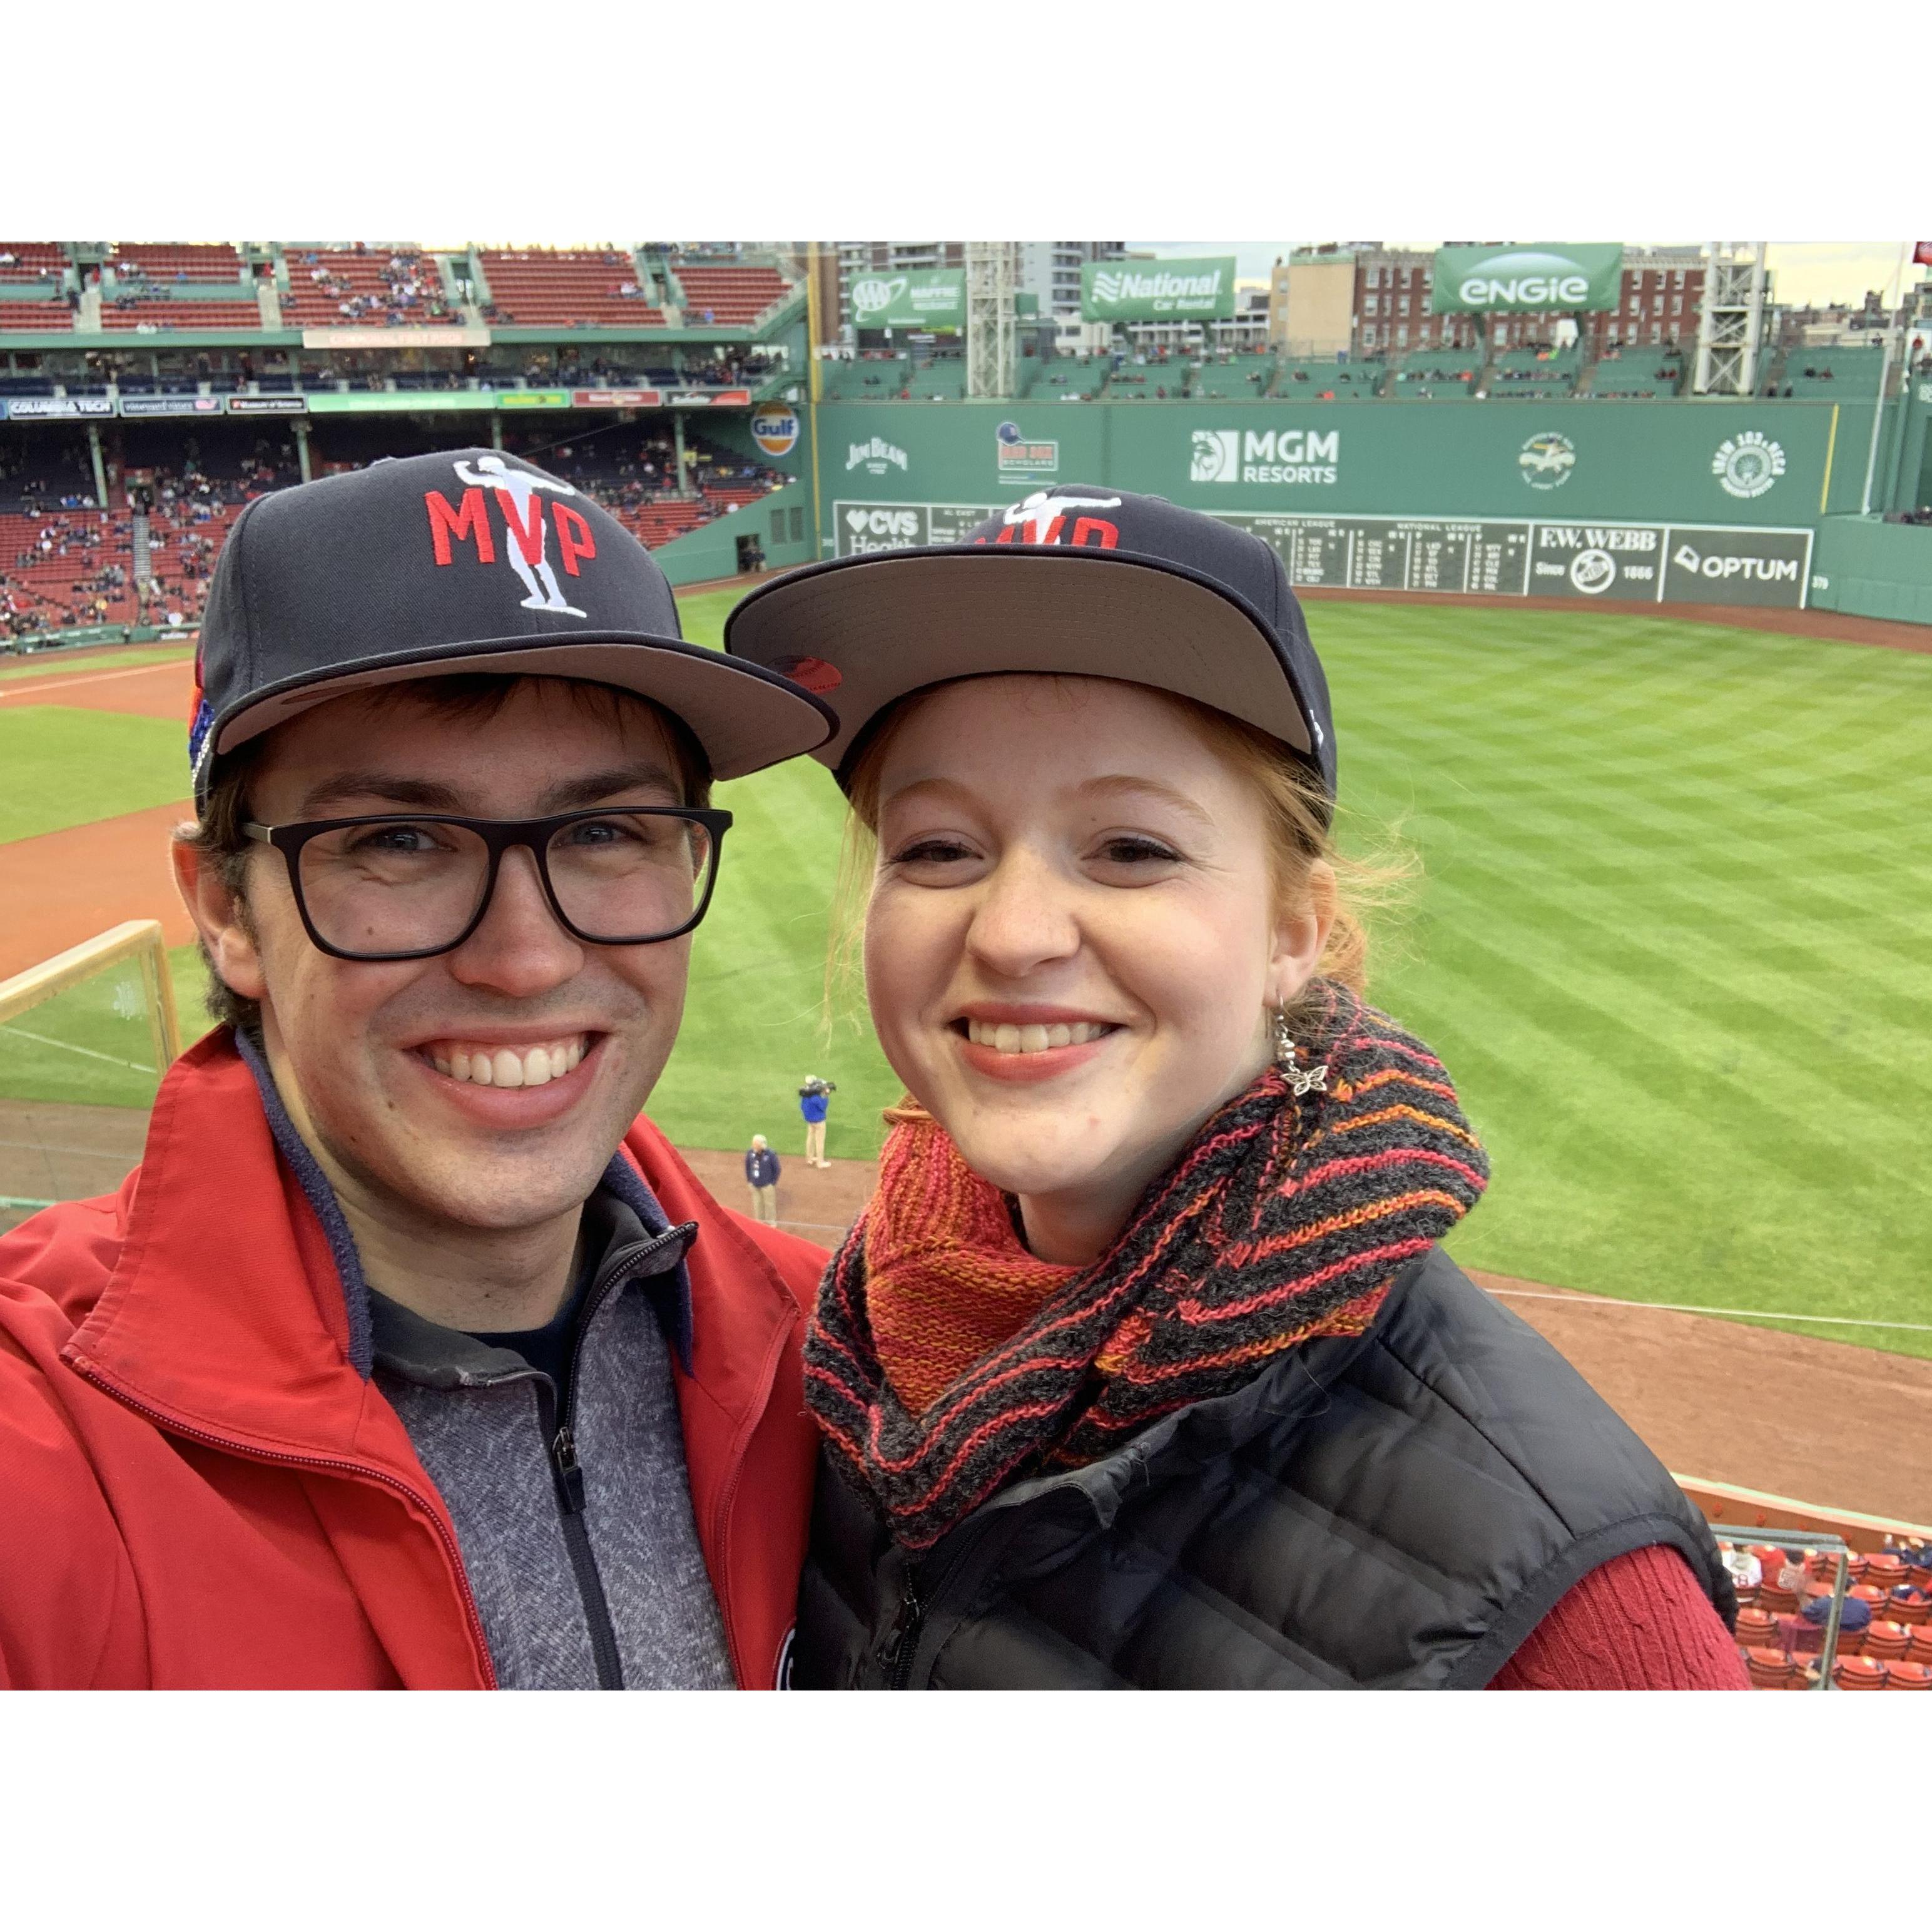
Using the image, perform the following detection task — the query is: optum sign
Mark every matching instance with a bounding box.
[1432,244,1623,315]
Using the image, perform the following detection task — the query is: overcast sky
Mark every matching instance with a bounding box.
[1128,241,1922,308]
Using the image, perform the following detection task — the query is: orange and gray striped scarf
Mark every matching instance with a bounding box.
[804,982,1489,1550]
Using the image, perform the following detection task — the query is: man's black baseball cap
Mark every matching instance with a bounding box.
[188,448,836,802]
[723,484,1336,800]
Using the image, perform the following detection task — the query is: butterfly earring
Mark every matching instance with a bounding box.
[1273,1007,1328,1099]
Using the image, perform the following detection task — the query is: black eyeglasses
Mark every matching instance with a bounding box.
[242,807,733,962]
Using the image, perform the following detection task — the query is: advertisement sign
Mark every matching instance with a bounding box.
[118,394,224,417]
[573,388,658,409]
[5,395,114,419]
[833,500,998,556]
[497,389,570,409]
[1662,526,1813,606]
[994,420,1059,484]
[303,391,496,415]
[750,405,801,457]
[1188,424,1340,487]
[1527,521,1664,597]
[1431,243,1623,314]
[849,268,967,333]
[665,389,751,407]
[226,395,307,415]
[302,326,489,351]
[1081,257,1236,322]
[1211,511,1809,608]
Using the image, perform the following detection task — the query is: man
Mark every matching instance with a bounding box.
[799,1076,831,1169]
[0,450,837,1690]
[745,1135,780,1225]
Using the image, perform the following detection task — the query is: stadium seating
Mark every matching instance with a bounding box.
[1028,355,1109,400]
[99,288,263,331]
[1592,349,1684,399]
[1391,349,1480,399]
[1274,359,1385,400]
[0,510,138,635]
[0,243,68,285]
[479,249,665,328]
[1104,362,1186,401]
[108,244,243,280]
[0,300,73,331]
[818,353,910,400]
[1488,347,1579,399]
[902,355,967,401]
[668,260,791,328]
[280,247,459,329]
[1779,347,1886,398]
[1190,354,1277,401]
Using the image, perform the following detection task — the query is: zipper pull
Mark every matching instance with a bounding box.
[551,1423,587,1515]
[886,1570,923,1687]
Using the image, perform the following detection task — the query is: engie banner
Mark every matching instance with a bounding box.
[1082,258,1236,322]
[1431,243,1623,314]
[850,268,965,332]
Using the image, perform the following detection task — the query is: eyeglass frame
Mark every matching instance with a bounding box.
[240,806,735,963]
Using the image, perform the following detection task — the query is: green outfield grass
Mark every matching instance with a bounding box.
[0,644,193,683]
[0,707,190,843]
[4,589,1927,1355]
[0,943,211,1110]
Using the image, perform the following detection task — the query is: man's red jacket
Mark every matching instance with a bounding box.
[0,1032,829,1689]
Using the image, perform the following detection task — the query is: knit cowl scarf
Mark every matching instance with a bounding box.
[804,981,1491,1551]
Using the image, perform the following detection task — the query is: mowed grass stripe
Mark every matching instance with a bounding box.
[0,708,193,845]
[0,645,193,684]
[1327,605,1931,1353]
[1401,868,1928,1208]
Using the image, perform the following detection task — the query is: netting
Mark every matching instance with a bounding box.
[0,922,178,1232]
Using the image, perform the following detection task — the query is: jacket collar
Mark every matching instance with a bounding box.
[232,1027,694,1378]
[64,1029,693,1462]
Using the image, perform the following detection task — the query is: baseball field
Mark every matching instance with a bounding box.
[3,589,1929,1363]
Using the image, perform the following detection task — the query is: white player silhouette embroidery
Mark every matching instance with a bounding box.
[1002,490,1122,546]
[452,455,586,617]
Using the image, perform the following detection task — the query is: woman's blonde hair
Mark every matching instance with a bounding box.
[823,676,1411,1034]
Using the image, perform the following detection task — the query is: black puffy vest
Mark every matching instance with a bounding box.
[793,1247,1734,1689]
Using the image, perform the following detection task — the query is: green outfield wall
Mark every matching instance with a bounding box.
[649,479,813,586]
[806,397,1932,615]
[811,397,1888,529]
[1811,516,1932,626]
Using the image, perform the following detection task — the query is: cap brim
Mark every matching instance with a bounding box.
[203,631,836,788]
[726,546,1316,783]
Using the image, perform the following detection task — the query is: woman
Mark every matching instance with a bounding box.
[728,487,1745,1689]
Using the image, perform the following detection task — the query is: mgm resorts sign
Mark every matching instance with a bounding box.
[1431,244,1623,315]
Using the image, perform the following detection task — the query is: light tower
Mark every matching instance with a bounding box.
[965,240,1015,399]
[1694,243,1770,397]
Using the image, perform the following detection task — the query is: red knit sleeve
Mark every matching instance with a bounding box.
[1488,1544,1749,1690]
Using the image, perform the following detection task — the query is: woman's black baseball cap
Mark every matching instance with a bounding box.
[188,448,836,803]
[723,484,1336,800]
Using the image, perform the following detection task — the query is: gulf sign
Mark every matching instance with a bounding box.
[750,406,801,459]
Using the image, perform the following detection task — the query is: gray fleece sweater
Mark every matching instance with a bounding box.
[236,1031,733,1690]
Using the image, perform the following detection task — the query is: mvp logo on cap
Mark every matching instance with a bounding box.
[975,489,1122,550]
[423,455,599,618]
